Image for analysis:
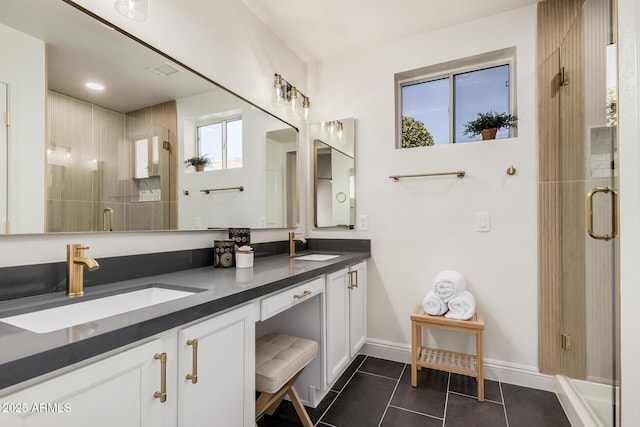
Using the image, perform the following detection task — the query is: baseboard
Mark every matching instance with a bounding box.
[362,338,555,392]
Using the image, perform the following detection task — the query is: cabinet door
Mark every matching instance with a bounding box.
[177,304,255,427]
[325,267,350,385]
[349,261,367,358]
[1,339,164,427]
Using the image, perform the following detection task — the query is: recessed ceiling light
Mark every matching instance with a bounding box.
[86,82,105,91]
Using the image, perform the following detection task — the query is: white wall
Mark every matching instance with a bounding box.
[308,5,538,371]
[0,23,45,234]
[618,0,640,424]
[0,0,309,267]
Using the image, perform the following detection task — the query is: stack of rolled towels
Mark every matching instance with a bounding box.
[422,270,476,320]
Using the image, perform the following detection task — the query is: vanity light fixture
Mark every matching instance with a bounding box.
[272,73,311,121]
[114,0,148,21]
[322,120,344,141]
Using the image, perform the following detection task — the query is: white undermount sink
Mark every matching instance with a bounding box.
[0,286,196,334]
[295,253,340,261]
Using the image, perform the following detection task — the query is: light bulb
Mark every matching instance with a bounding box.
[114,0,148,21]
[336,121,344,140]
[272,74,284,106]
[289,86,300,114]
[302,96,310,121]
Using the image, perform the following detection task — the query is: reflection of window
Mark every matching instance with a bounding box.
[397,49,515,147]
[197,117,242,170]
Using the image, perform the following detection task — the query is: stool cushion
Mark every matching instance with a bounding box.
[256,333,318,394]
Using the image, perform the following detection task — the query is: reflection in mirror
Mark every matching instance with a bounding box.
[310,118,355,228]
[0,0,298,234]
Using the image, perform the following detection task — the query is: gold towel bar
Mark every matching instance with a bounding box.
[200,186,244,194]
[389,171,465,181]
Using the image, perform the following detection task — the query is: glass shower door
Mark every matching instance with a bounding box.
[559,0,619,425]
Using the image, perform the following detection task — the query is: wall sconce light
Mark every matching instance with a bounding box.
[114,0,148,21]
[272,73,310,121]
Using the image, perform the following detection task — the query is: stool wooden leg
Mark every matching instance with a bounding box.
[288,385,313,427]
[411,320,419,387]
[477,330,484,402]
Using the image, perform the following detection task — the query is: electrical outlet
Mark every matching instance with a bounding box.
[358,214,369,231]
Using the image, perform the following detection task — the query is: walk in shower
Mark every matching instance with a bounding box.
[539,0,619,425]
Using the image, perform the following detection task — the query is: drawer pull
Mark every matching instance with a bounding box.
[154,352,167,403]
[348,271,358,289]
[186,339,199,384]
[293,290,312,299]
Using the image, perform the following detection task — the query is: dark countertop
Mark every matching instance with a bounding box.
[0,250,369,392]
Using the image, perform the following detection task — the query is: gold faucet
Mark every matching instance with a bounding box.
[289,232,307,257]
[66,244,100,297]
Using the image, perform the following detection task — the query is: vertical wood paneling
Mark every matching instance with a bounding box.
[537,0,586,375]
[127,101,178,230]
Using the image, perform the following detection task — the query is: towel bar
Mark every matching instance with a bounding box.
[389,171,465,181]
[200,186,244,194]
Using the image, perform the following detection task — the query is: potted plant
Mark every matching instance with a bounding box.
[463,111,518,140]
[184,155,211,172]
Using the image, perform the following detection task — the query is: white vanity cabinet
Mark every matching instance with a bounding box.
[325,261,367,385]
[1,339,169,427]
[176,303,254,427]
[0,304,255,427]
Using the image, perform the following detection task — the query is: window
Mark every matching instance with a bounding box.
[197,117,243,170]
[397,49,516,147]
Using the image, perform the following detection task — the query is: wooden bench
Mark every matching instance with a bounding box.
[410,306,485,401]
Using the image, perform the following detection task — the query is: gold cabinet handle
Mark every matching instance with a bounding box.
[186,339,199,384]
[587,186,618,241]
[348,271,358,289]
[293,290,312,299]
[154,353,167,403]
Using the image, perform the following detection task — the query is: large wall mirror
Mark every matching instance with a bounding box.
[0,0,298,235]
[310,118,355,228]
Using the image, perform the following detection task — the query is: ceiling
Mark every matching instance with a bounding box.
[240,0,539,63]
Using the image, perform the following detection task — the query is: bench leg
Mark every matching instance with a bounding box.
[477,330,484,402]
[411,320,421,387]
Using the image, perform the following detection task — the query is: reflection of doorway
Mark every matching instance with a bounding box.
[265,128,297,228]
[0,82,7,234]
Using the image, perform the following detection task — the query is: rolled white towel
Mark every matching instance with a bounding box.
[433,270,466,303]
[422,290,448,316]
[445,290,476,320]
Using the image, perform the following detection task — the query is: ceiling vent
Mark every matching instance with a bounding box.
[146,62,182,77]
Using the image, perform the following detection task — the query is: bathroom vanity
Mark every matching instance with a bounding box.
[0,247,369,427]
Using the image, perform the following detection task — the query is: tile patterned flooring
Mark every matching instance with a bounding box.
[257,355,572,427]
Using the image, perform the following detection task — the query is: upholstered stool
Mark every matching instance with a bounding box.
[255,333,318,427]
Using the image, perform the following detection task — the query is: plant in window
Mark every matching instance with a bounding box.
[184,155,211,172]
[463,111,517,140]
[402,116,434,148]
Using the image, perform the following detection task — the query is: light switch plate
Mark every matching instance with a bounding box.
[475,212,490,232]
[358,214,369,231]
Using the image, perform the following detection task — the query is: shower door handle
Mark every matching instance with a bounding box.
[586,186,618,241]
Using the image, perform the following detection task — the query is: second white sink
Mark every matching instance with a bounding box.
[295,253,340,261]
[0,286,196,334]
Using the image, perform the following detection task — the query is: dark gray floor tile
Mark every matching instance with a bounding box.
[359,356,406,380]
[390,366,448,418]
[444,393,507,427]
[257,390,339,426]
[449,373,502,402]
[331,354,366,392]
[321,372,397,426]
[381,406,443,427]
[502,383,571,427]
